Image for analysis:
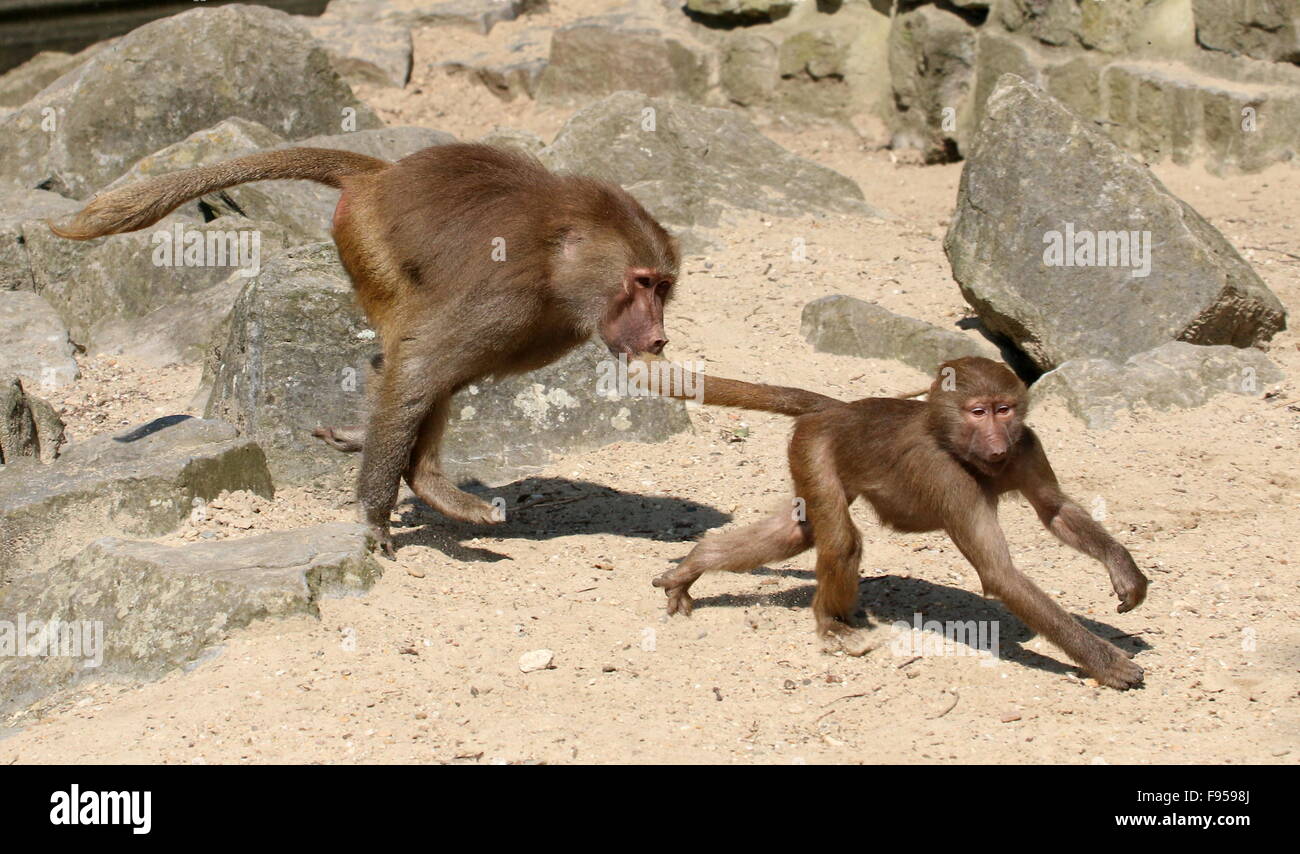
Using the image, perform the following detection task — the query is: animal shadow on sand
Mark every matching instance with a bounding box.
[689,566,1152,680]
[391,475,730,562]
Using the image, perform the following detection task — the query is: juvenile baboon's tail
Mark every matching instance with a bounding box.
[48,147,390,240]
[630,355,840,417]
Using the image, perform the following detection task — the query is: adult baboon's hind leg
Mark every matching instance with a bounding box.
[402,397,501,526]
[313,354,383,453]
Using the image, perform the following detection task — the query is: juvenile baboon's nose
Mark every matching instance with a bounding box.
[648,337,668,354]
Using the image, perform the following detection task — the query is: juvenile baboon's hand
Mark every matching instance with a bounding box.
[1109,559,1148,613]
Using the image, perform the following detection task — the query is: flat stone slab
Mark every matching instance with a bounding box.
[0,522,380,718]
[1031,341,1285,429]
[0,417,273,582]
[801,294,998,376]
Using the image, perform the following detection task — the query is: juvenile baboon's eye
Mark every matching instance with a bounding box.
[996,405,1012,416]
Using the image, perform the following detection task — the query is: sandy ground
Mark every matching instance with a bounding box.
[2,10,1298,764]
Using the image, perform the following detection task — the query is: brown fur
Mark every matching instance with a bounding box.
[51,143,680,556]
[647,356,1149,690]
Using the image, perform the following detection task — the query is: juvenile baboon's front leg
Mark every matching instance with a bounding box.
[789,434,877,656]
[1018,442,1149,613]
[947,502,1144,689]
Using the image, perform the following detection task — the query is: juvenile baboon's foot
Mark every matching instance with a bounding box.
[312,425,365,453]
[410,474,501,525]
[652,571,695,616]
[818,620,880,657]
[1084,641,1144,690]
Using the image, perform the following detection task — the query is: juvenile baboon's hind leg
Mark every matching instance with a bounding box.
[653,510,812,616]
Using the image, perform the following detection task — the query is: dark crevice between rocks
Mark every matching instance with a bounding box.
[956,316,1043,385]
[930,0,988,28]
[681,2,796,30]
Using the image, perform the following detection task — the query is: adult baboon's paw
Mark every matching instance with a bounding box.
[368,523,396,559]
[819,622,880,657]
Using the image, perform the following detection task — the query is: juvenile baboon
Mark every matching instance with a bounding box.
[644,356,1148,689]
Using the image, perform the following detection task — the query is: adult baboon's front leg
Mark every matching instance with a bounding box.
[356,344,448,558]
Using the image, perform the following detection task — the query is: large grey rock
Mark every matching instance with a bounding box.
[0,523,380,718]
[801,295,998,376]
[537,15,715,106]
[889,4,978,162]
[0,6,379,198]
[203,243,691,486]
[0,51,79,108]
[26,214,291,348]
[1032,341,1286,429]
[442,340,692,485]
[203,243,375,484]
[1194,0,1300,64]
[437,27,550,101]
[88,269,249,367]
[0,290,78,389]
[541,92,882,238]
[970,26,1300,174]
[301,16,413,88]
[0,378,64,465]
[945,75,1286,372]
[323,0,546,33]
[0,187,80,292]
[0,417,274,582]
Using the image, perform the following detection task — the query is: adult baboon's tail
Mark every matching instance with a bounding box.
[49,147,390,240]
